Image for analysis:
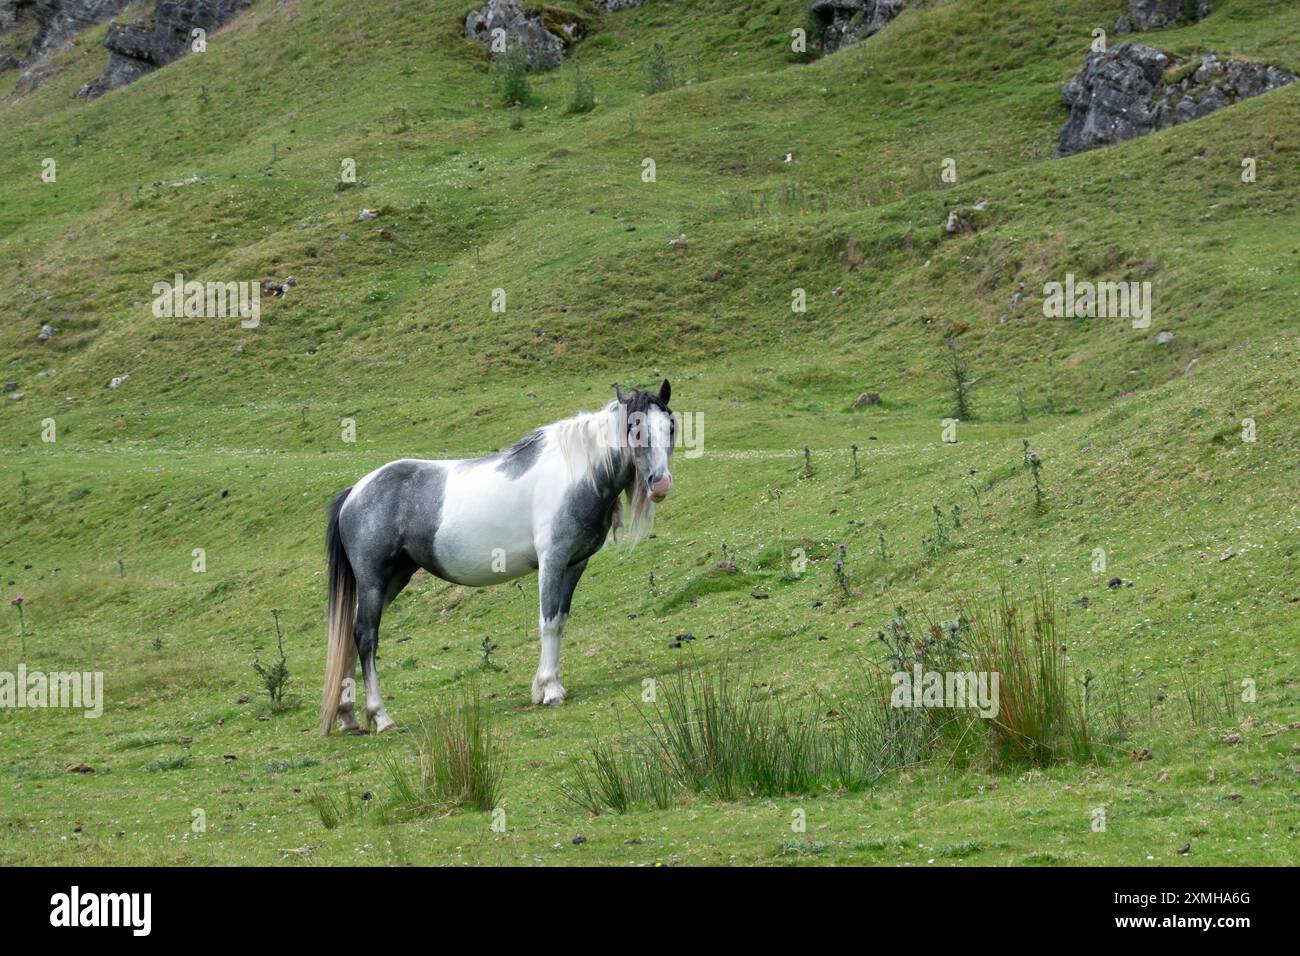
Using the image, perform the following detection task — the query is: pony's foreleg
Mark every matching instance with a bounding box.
[355,586,395,733]
[531,558,587,706]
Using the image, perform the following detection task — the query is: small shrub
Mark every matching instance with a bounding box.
[945,340,976,420]
[566,62,596,114]
[644,43,677,94]
[491,44,531,106]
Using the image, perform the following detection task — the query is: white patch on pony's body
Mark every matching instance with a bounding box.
[435,459,546,585]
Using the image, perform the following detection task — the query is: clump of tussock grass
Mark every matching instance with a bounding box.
[641,661,830,801]
[960,586,1110,766]
[308,788,361,830]
[562,583,1127,816]
[1176,663,1237,728]
[558,737,674,815]
[381,689,508,819]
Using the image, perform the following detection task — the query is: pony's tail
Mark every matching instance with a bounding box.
[319,488,356,735]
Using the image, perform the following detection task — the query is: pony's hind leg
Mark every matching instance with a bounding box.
[354,585,396,733]
[337,650,361,733]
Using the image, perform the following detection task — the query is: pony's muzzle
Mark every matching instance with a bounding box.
[649,472,673,502]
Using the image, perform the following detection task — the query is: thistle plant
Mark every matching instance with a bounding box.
[480,635,501,672]
[850,442,861,478]
[10,594,25,656]
[924,504,952,559]
[1016,383,1029,423]
[1045,357,1058,415]
[252,608,291,709]
[877,532,887,563]
[801,444,815,478]
[1023,439,1045,511]
[833,544,850,598]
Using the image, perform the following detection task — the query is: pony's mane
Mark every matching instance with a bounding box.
[545,399,656,550]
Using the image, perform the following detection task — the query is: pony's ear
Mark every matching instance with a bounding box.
[614,383,629,404]
[658,379,671,405]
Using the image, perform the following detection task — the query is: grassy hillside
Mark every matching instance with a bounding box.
[0,0,1296,865]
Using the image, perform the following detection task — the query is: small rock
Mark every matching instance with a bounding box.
[1177,842,1191,855]
[38,323,58,341]
[571,834,586,845]
[357,208,379,220]
[1155,330,1175,344]
[1107,577,1123,589]
[108,374,130,389]
[66,764,94,774]
[1220,733,1242,746]
[852,392,882,409]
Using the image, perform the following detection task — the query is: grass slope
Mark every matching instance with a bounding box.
[0,0,1296,865]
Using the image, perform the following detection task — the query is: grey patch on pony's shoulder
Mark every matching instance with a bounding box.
[495,429,546,479]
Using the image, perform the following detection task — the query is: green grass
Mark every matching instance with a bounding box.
[0,0,1298,865]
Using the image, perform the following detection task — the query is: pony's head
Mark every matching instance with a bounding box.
[615,379,675,504]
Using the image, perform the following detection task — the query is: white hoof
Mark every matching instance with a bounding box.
[367,710,396,734]
[532,675,566,706]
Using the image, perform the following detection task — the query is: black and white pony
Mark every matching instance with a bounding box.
[320,381,675,733]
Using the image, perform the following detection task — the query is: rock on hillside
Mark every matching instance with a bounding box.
[0,0,132,70]
[1117,0,1212,33]
[77,0,253,98]
[1057,43,1294,156]
[463,0,586,71]
[808,0,907,55]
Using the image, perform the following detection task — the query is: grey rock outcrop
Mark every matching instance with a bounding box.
[464,0,584,71]
[2,0,132,69]
[808,0,907,55]
[591,0,642,10]
[30,0,132,55]
[1116,0,1212,33]
[1057,43,1294,156]
[77,0,253,98]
